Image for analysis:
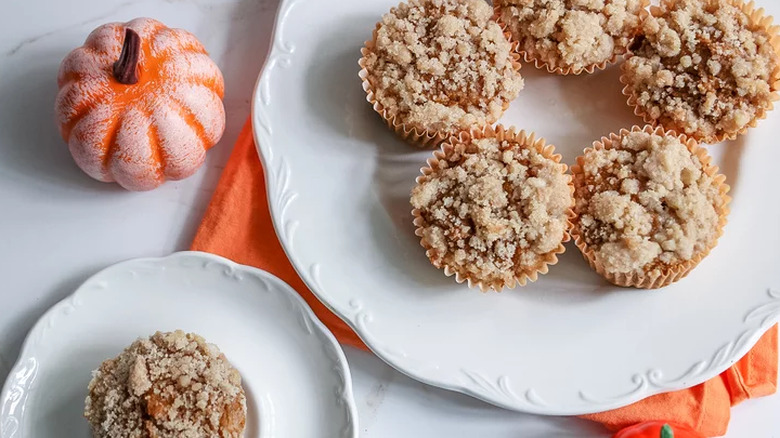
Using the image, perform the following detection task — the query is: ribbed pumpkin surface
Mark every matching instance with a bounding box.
[56,17,225,191]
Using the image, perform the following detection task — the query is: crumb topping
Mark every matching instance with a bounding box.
[365,0,524,134]
[411,136,571,287]
[624,0,779,142]
[85,331,246,438]
[574,131,726,275]
[497,0,646,71]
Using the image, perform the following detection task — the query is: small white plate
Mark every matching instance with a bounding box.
[251,0,780,415]
[0,252,358,438]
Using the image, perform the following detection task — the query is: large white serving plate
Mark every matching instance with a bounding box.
[252,0,780,415]
[0,252,358,437]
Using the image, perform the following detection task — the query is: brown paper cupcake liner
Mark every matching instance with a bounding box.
[358,15,523,149]
[411,124,576,292]
[570,125,732,289]
[620,0,780,144]
[493,0,650,76]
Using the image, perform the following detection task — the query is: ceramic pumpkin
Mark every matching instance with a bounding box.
[614,422,705,438]
[56,18,225,191]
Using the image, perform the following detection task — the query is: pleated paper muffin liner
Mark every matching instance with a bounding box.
[620,0,780,144]
[493,0,650,76]
[358,13,523,149]
[411,125,575,292]
[570,125,732,289]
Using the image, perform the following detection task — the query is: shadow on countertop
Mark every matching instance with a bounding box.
[0,48,120,193]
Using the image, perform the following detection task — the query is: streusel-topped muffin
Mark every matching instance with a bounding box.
[571,126,730,289]
[85,330,246,438]
[411,126,573,291]
[495,0,648,74]
[622,0,780,143]
[360,0,524,147]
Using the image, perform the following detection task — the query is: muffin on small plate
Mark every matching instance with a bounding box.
[571,125,730,289]
[411,125,574,291]
[621,0,780,144]
[359,0,524,147]
[84,330,246,438]
[494,0,649,75]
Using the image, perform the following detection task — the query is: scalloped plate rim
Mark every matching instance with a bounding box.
[249,0,780,416]
[0,251,359,437]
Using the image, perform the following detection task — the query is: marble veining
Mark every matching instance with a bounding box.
[6,0,137,56]
[2,0,780,436]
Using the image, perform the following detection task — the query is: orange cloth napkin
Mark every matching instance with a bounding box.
[192,119,778,437]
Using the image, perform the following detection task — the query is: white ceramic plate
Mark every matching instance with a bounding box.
[252,0,780,416]
[0,252,358,438]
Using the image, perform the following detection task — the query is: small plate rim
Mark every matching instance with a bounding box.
[0,251,359,438]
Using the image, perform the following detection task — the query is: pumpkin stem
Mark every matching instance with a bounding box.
[113,28,141,85]
[660,424,674,438]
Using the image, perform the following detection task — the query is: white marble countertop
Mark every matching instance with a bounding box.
[1,0,778,436]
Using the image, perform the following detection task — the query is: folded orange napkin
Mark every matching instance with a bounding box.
[192,119,778,437]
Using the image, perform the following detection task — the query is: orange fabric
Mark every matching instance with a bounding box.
[583,325,777,436]
[191,119,365,349]
[192,119,778,437]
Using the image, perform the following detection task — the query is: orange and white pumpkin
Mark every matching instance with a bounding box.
[56,18,225,191]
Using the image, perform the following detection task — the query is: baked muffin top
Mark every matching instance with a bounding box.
[496,0,646,73]
[363,0,524,135]
[574,129,727,275]
[85,330,246,438]
[411,132,572,289]
[623,0,779,143]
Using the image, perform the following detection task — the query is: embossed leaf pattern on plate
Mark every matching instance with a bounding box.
[0,252,358,438]
[251,0,780,415]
